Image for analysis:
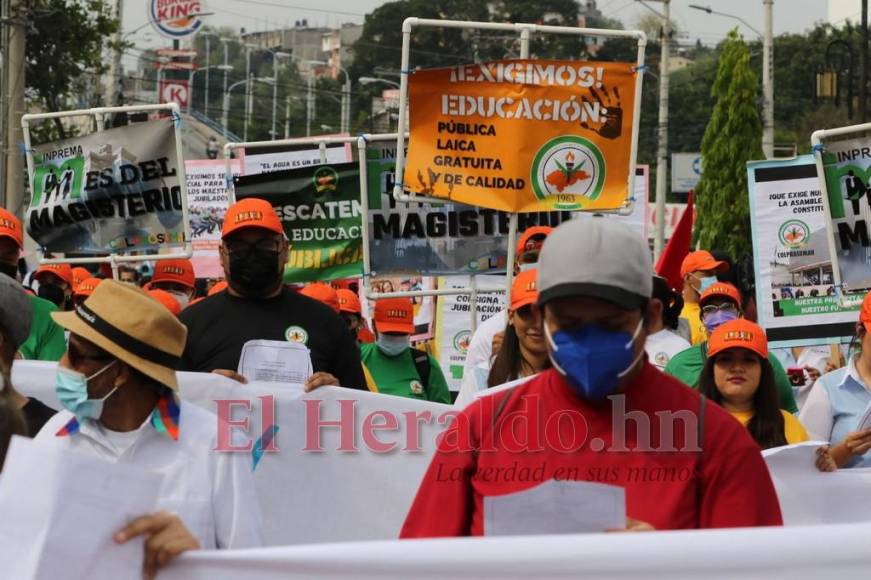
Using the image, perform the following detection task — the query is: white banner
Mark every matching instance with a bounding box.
[240,145,352,176]
[671,152,702,193]
[185,159,241,278]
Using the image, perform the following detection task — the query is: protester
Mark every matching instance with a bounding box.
[179,198,365,390]
[800,294,871,468]
[72,277,103,307]
[33,263,74,310]
[361,297,450,403]
[665,282,798,413]
[645,276,691,371]
[455,269,548,407]
[401,219,782,536]
[300,282,340,313]
[208,279,228,296]
[773,345,834,410]
[679,250,729,345]
[699,319,811,449]
[462,226,552,377]
[71,267,91,290]
[337,288,375,344]
[0,208,66,361]
[148,289,182,317]
[117,266,142,286]
[0,273,57,436]
[35,280,263,548]
[150,259,196,310]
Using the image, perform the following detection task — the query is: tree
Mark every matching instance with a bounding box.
[693,29,763,258]
[26,0,120,139]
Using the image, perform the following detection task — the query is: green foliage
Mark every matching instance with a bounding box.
[694,29,763,258]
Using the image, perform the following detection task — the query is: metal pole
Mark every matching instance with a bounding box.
[244,47,251,141]
[306,75,313,136]
[654,0,671,261]
[342,79,351,133]
[108,0,123,107]
[205,36,211,120]
[762,0,774,158]
[222,39,229,133]
[272,55,278,139]
[222,92,230,139]
[862,0,868,123]
[284,95,291,138]
[5,0,25,215]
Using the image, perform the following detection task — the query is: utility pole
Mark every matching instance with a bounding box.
[204,35,211,119]
[244,46,251,141]
[306,75,314,136]
[107,0,123,108]
[284,95,291,138]
[271,55,278,139]
[4,0,25,214]
[645,0,671,261]
[862,0,869,123]
[762,0,774,158]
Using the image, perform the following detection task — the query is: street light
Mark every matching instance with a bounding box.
[272,52,291,140]
[689,2,774,158]
[190,64,234,116]
[223,77,273,140]
[359,76,401,89]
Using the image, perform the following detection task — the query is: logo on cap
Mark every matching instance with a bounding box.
[724,329,754,343]
[384,308,410,319]
[778,219,810,249]
[313,166,339,194]
[531,135,606,209]
[0,217,17,230]
[160,265,186,276]
[285,325,309,345]
[235,210,263,224]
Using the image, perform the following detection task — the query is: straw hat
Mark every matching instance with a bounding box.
[51,280,187,390]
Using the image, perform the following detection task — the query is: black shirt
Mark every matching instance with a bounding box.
[179,288,366,389]
[22,397,57,437]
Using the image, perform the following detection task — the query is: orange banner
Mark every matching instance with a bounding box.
[403,59,639,213]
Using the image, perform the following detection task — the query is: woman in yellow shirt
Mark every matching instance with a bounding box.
[698,319,809,448]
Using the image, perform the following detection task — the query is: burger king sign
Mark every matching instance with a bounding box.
[150,0,205,39]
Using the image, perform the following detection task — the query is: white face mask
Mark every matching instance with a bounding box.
[376,334,410,357]
[518,261,538,272]
[167,290,191,309]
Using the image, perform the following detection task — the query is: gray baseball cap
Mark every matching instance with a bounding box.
[537,218,653,310]
[0,273,32,351]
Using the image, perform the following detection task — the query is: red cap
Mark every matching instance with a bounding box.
[222,198,284,238]
[301,282,340,313]
[72,267,91,289]
[208,280,228,296]
[680,250,729,278]
[152,259,195,289]
[374,297,414,334]
[148,288,182,316]
[0,207,23,249]
[699,282,742,307]
[707,319,768,359]
[73,277,103,298]
[337,288,361,314]
[516,226,553,256]
[34,263,74,286]
[510,269,538,311]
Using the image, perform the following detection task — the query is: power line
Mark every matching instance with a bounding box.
[231,0,366,17]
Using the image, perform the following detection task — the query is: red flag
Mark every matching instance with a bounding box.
[655,191,694,290]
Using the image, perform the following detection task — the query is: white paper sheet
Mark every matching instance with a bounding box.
[237,339,313,384]
[0,436,163,579]
[484,479,625,536]
[762,440,828,473]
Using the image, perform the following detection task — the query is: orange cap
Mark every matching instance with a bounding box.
[0,207,23,249]
[510,268,538,311]
[34,263,74,286]
[147,288,182,316]
[516,226,553,256]
[860,293,871,332]
[374,297,414,334]
[707,319,768,359]
[699,282,742,307]
[680,250,729,278]
[152,259,195,289]
[74,277,103,298]
[301,282,340,313]
[337,288,361,314]
[72,267,91,289]
[222,198,284,238]
[208,280,228,296]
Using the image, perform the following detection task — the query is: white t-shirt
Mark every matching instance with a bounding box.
[462,309,508,378]
[645,329,691,371]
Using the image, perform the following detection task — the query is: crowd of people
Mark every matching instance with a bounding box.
[1,198,870,572]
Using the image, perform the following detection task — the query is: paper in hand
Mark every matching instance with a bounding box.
[238,339,313,384]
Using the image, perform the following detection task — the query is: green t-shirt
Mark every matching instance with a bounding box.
[663,342,799,414]
[360,343,451,404]
[18,295,67,361]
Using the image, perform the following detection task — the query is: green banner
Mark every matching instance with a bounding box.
[234,162,363,283]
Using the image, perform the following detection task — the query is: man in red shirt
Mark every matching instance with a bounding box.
[400,219,782,537]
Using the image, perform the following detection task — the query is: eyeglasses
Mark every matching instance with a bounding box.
[223,238,282,254]
[701,303,739,317]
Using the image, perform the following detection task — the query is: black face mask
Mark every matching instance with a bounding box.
[228,248,281,298]
[0,261,18,280]
[38,283,67,308]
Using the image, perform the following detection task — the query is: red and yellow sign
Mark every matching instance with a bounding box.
[403,59,638,213]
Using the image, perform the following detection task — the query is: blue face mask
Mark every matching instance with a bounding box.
[696,275,718,294]
[703,309,739,333]
[376,334,410,357]
[55,361,119,421]
[545,319,644,400]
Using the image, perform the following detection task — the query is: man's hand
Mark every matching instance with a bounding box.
[805,365,822,384]
[211,369,248,384]
[831,429,871,467]
[606,517,655,532]
[491,331,504,357]
[815,445,837,472]
[304,372,340,392]
[115,511,200,580]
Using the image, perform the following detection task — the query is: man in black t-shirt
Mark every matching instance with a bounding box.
[179,198,366,390]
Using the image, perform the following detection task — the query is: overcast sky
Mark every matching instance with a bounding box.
[123,0,830,62]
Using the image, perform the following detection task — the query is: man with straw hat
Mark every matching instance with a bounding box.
[35,280,263,551]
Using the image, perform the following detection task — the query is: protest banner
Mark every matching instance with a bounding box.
[433,275,507,390]
[234,161,363,283]
[366,139,572,275]
[403,60,638,213]
[239,143,352,176]
[185,159,240,278]
[575,165,649,239]
[749,155,856,345]
[25,117,186,254]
